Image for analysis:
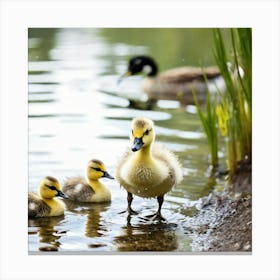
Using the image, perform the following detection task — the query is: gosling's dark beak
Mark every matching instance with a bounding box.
[103,171,114,180]
[117,71,131,85]
[131,137,144,152]
[56,190,69,199]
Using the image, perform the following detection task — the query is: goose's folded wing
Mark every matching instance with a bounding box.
[62,176,94,202]
[28,192,50,218]
[158,66,221,83]
[152,143,183,185]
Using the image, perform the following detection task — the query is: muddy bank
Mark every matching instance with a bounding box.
[184,161,252,252]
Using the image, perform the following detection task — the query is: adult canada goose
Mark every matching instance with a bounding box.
[62,159,114,203]
[28,176,68,218]
[116,117,183,220]
[119,55,224,106]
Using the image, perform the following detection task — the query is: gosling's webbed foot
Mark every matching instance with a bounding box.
[118,208,138,215]
[145,212,166,222]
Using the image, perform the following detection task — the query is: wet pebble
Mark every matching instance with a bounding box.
[243,242,251,251]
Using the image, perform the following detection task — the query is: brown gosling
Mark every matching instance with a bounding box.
[62,159,114,203]
[28,176,68,218]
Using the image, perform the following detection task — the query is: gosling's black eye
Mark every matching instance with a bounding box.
[91,167,102,172]
[144,129,150,136]
[46,185,57,191]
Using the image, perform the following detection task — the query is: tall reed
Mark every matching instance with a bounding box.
[192,86,219,168]
[193,28,252,178]
[214,28,252,176]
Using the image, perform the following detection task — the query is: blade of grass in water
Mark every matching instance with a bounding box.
[192,86,218,168]
[194,28,252,178]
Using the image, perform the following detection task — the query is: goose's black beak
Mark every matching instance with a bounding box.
[103,171,114,180]
[117,71,131,84]
[131,137,144,152]
[56,190,69,199]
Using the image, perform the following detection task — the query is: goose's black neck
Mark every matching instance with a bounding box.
[128,56,158,76]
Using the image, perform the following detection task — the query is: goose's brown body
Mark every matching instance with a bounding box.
[28,192,51,218]
[62,176,111,203]
[121,56,224,106]
[62,177,95,202]
[143,66,221,105]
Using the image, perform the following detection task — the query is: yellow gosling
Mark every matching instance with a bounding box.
[62,159,114,203]
[28,176,68,218]
[116,117,183,220]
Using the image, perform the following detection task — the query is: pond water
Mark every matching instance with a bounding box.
[28,28,227,253]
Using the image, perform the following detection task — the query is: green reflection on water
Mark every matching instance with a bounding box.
[28,28,58,61]
[100,28,231,72]
[29,28,231,72]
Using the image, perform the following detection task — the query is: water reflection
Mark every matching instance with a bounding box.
[28,28,57,61]
[64,200,111,238]
[114,222,178,252]
[28,216,66,251]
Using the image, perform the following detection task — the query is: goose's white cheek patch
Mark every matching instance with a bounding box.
[143,65,152,75]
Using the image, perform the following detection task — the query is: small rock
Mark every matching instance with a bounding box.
[243,242,251,251]
[39,246,58,252]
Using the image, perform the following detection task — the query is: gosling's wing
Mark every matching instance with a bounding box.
[28,192,51,218]
[62,176,94,202]
[152,143,183,185]
[158,66,221,83]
